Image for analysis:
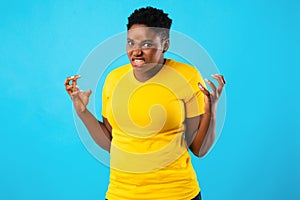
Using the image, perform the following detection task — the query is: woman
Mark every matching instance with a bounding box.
[64,7,225,200]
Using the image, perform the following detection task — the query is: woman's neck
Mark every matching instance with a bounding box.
[133,59,166,82]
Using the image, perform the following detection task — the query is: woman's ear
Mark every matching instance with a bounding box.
[162,39,170,53]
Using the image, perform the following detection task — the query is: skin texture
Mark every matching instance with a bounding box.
[64,24,226,157]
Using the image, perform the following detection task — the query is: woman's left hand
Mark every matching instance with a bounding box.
[198,74,226,114]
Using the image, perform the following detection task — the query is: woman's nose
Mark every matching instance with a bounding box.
[132,48,142,56]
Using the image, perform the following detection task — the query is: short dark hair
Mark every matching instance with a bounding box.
[127,7,172,40]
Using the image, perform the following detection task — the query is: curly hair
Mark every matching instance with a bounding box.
[127,7,172,39]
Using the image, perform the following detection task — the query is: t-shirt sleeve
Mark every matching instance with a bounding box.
[102,74,111,118]
[184,69,206,118]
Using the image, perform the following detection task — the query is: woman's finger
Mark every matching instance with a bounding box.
[71,90,80,100]
[198,82,210,97]
[211,74,224,85]
[205,78,217,94]
[212,74,226,94]
[72,79,79,92]
[64,75,81,86]
[221,75,226,85]
[85,89,92,97]
[64,78,70,86]
[65,75,81,97]
[66,85,74,95]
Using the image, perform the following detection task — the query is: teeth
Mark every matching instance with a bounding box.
[134,60,144,63]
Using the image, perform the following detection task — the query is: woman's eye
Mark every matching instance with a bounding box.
[143,43,152,48]
[127,41,134,46]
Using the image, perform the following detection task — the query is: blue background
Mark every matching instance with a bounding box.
[0,0,299,199]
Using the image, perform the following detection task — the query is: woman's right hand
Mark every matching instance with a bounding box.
[64,75,92,114]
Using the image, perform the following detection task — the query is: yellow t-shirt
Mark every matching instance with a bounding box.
[102,59,206,200]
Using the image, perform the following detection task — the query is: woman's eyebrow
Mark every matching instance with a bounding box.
[127,38,154,42]
[141,40,154,43]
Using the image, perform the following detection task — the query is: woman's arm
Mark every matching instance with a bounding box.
[64,75,112,152]
[76,109,112,152]
[185,74,225,157]
[185,113,212,157]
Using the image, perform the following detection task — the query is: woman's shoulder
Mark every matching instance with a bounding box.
[165,59,199,77]
[105,64,132,80]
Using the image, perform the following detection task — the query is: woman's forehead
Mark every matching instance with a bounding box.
[127,26,159,40]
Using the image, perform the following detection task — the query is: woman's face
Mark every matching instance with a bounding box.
[126,24,167,73]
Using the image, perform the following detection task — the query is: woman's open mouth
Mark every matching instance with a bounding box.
[132,58,145,67]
